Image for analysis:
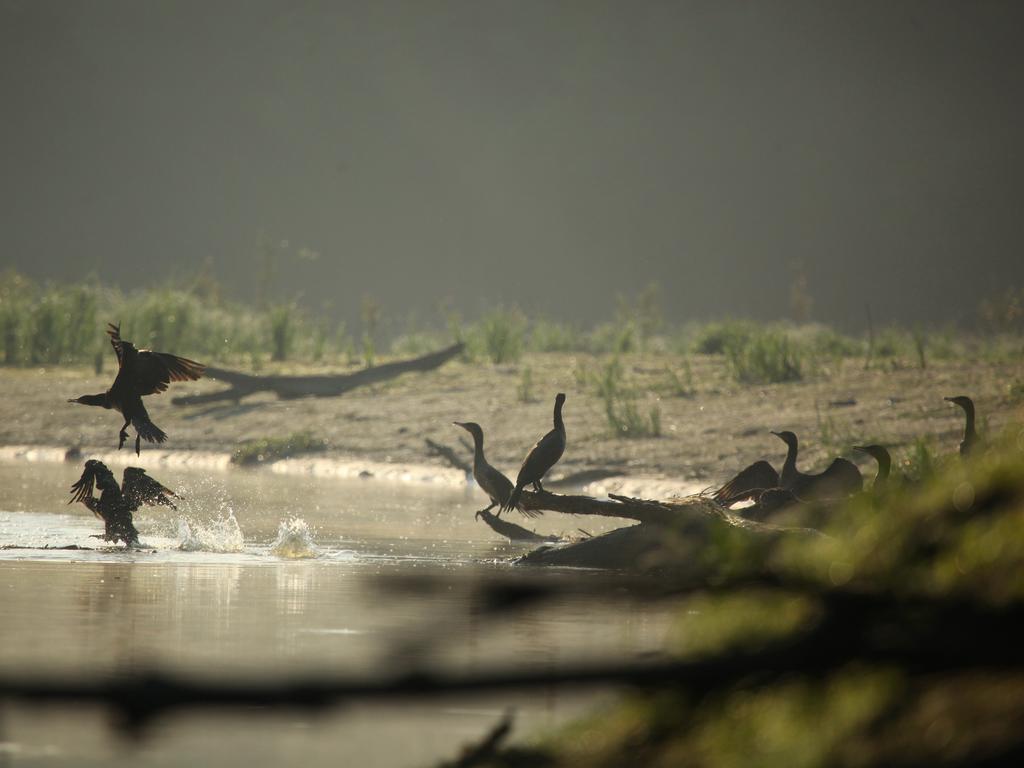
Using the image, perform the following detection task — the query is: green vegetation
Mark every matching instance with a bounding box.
[725,328,804,384]
[2,270,1022,384]
[590,357,662,438]
[466,434,1024,767]
[692,320,757,355]
[660,359,696,398]
[516,366,535,403]
[230,431,327,466]
[468,307,528,364]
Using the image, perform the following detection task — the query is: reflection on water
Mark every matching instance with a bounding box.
[0,460,673,766]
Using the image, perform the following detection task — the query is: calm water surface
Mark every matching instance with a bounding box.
[0,460,675,767]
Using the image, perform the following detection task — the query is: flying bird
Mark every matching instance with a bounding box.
[502,393,566,514]
[454,421,536,519]
[68,459,139,546]
[69,323,205,455]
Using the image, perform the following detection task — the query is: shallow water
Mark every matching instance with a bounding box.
[0,459,674,766]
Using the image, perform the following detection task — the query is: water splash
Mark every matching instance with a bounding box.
[271,517,319,559]
[177,510,245,553]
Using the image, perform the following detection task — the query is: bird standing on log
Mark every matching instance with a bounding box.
[945,395,978,456]
[502,393,566,513]
[69,323,205,455]
[454,421,537,518]
[772,430,863,500]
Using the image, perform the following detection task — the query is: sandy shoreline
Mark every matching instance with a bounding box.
[2,352,1022,498]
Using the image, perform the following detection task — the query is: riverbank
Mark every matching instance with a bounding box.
[2,351,1022,494]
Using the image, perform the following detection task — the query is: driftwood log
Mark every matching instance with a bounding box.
[515,495,824,569]
[172,343,464,406]
[422,437,823,568]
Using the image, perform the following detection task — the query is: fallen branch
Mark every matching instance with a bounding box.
[172,343,465,406]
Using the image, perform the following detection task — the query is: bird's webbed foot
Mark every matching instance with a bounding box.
[135,435,141,456]
[118,430,128,450]
[475,502,496,521]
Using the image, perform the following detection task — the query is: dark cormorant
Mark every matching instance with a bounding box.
[69,323,205,455]
[502,393,566,513]
[853,445,891,490]
[68,460,139,546]
[454,421,538,518]
[944,395,978,456]
[771,430,863,500]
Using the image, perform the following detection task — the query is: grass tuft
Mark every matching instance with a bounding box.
[725,329,803,384]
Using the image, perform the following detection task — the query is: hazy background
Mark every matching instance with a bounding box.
[2,0,1023,331]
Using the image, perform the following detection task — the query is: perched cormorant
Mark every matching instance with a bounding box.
[771,430,863,500]
[454,421,537,518]
[69,323,205,455]
[853,445,891,490]
[502,393,567,513]
[68,460,139,546]
[945,395,978,456]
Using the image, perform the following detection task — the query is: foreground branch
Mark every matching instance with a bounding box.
[172,343,464,405]
[3,591,1021,736]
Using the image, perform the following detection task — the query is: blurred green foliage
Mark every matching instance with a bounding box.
[470,431,1024,767]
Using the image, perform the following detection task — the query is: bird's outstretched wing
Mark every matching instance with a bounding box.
[68,461,100,506]
[69,460,116,518]
[107,322,205,396]
[106,322,126,368]
[713,460,780,506]
[121,467,178,511]
[130,350,205,396]
[798,456,864,499]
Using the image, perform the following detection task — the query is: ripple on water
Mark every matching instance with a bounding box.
[271,517,319,559]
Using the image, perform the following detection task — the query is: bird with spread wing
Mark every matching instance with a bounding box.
[69,323,205,455]
[68,460,180,546]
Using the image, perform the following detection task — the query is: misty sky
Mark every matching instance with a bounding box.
[2,0,1023,330]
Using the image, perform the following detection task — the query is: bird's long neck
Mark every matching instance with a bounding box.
[780,438,799,485]
[875,451,891,485]
[961,402,976,441]
[553,400,565,434]
[469,431,486,468]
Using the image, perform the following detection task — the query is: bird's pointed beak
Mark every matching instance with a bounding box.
[770,430,780,437]
[943,397,953,403]
[853,446,867,453]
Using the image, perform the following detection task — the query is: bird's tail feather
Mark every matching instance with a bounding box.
[134,417,167,444]
[504,484,524,514]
